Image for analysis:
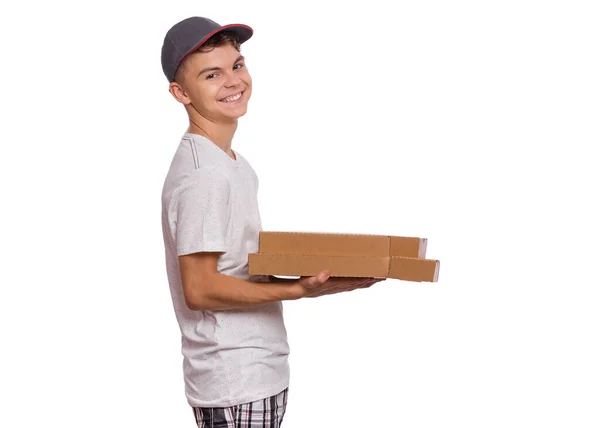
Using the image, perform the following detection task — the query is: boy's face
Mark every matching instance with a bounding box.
[172,43,252,121]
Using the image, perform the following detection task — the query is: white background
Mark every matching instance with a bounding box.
[1,0,599,427]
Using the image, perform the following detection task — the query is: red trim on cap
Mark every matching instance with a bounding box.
[179,24,253,64]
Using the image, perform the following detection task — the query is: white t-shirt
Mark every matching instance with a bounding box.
[161,133,290,408]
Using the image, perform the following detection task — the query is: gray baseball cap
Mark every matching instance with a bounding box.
[161,17,253,82]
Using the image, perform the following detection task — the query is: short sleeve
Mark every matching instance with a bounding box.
[173,168,231,256]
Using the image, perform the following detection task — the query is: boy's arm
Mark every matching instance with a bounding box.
[179,252,306,310]
[179,252,385,311]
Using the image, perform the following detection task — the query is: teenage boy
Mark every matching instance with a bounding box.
[160,16,384,427]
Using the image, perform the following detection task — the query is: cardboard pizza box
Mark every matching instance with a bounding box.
[248,232,439,282]
[258,231,427,258]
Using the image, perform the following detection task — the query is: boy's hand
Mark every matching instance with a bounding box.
[295,270,385,299]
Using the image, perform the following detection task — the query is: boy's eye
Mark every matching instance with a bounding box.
[233,63,244,70]
[206,73,216,80]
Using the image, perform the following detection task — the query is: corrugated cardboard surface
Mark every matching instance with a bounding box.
[248,253,390,278]
[390,236,428,259]
[389,257,440,282]
[248,231,440,282]
[258,232,389,256]
[258,232,426,258]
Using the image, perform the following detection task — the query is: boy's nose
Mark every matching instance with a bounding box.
[224,72,242,87]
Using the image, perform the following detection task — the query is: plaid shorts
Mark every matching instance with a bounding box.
[192,388,288,427]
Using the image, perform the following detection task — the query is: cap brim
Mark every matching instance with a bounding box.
[179,24,253,64]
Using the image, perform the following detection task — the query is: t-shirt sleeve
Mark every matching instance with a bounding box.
[173,168,231,256]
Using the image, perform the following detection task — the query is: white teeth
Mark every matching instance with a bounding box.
[221,93,242,102]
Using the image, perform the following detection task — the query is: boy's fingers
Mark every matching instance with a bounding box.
[312,271,330,287]
[304,277,319,288]
[300,270,330,289]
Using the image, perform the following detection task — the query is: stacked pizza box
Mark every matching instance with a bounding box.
[248,232,440,282]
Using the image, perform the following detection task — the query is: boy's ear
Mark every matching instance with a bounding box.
[169,82,191,105]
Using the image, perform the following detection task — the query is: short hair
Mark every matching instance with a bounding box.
[174,31,241,83]
[197,30,241,53]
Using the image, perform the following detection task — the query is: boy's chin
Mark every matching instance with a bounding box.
[221,108,248,120]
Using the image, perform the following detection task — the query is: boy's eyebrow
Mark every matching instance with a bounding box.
[197,56,245,76]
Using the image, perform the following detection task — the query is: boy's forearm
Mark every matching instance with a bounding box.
[192,273,303,311]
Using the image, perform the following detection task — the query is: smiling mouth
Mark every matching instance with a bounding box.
[220,92,243,103]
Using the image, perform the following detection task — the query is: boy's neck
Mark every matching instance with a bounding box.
[187,119,238,160]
